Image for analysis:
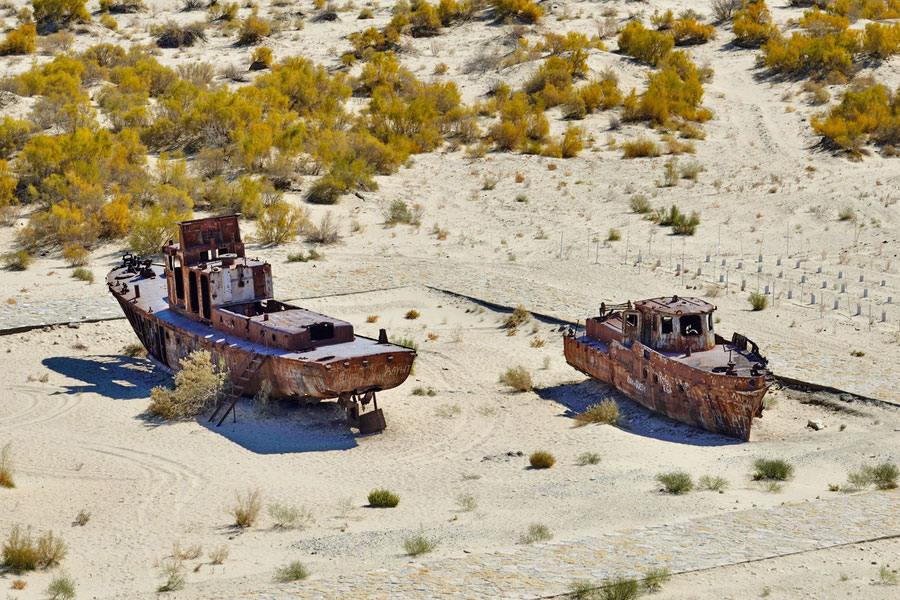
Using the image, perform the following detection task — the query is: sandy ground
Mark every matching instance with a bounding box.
[1,288,899,598]
[1,0,900,598]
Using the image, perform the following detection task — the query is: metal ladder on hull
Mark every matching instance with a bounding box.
[208,352,266,427]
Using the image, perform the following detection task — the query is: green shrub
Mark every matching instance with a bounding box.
[519,523,552,544]
[129,206,189,257]
[268,503,314,529]
[385,200,423,225]
[368,489,400,507]
[602,576,641,599]
[575,400,621,426]
[642,568,671,592]
[99,0,143,12]
[499,366,533,392]
[529,451,555,469]
[402,533,438,556]
[657,471,694,494]
[607,228,621,241]
[71,267,93,283]
[274,560,309,582]
[869,462,899,490]
[147,350,226,419]
[232,488,262,528]
[3,250,32,271]
[45,573,76,600]
[752,458,794,481]
[2,526,67,573]
[0,23,36,56]
[629,194,652,213]
[698,475,728,491]
[157,561,185,592]
[577,452,602,466]
[747,292,769,312]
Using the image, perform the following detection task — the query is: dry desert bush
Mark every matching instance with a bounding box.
[576,400,621,426]
[232,488,263,527]
[499,366,533,392]
[2,525,67,573]
[529,451,555,469]
[147,351,226,420]
[0,442,13,488]
[367,488,400,507]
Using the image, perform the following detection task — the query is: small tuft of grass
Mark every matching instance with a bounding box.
[752,458,794,481]
[657,471,693,494]
[519,523,552,544]
[404,309,420,320]
[698,475,728,491]
[529,451,555,469]
[121,343,146,358]
[73,509,91,526]
[482,177,498,190]
[268,503,314,529]
[607,228,621,241]
[838,206,856,221]
[368,489,399,508]
[748,292,768,311]
[71,267,94,283]
[879,565,898,585]
[402,533,438,556]
[157,560,185,591]
[274,560,309,583]
[45,573,76,600]
[499,366,533,392]
[629,194,652,214]
[286,249,322,262]
[232,488,263,528]
[575,400,621,426]
[209,545,229,564]
[642,567,671,592]
[577,452,602,466]
[568,579,597,599]
[622,137,660,158]
[515,194,528,203]
[850,349,865,357]
[0,442,14,488]
[869,463,899,490]
[456,493,477,512]
[762,481,783,493]
[11,580,26,590]
[502,305,530,329]
[602,577,641,599]
[366,315,378,323]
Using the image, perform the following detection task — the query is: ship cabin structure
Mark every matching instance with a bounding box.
[161,215,351,352]
[595,296,717,356]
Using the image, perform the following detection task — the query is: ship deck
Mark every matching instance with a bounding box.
[108,265,412,363]
[576,334,764,377]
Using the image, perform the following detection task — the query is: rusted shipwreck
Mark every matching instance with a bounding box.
[107,215,415,433]
[564,296,772,441]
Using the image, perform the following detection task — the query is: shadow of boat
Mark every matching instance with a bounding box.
[536,379,742,447]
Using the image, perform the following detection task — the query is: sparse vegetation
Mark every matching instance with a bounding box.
[657,471,694,494]
[577,452,602,466]
[879,565,899,585]
[629,194,652,214]
[274,560,309,583]
[368,488,400,507]
[456,493,477,512]
[73,509,90,526]
[502,305,530,329]
[529,450,555,469]
[157,560,185,592]
[402,533,438,556]
[0,442,13,488]
[698,475,728,491]
[405,309,420,320]
[749,292,768,311]
[3,250,32,271]
[602,577,641,599]
[45,573,76,600]
[643,567,671,592]
[499,366,533,392]
[519,523,552,544]
[752,458,794,481]
[232,488,263,528]
[2,525,67,573]
[147,351,226,420]
[622,137,661,158]
[575,400,621,426]
[268,503,314,529]
[71,267,93,283]
[209,545,229,564]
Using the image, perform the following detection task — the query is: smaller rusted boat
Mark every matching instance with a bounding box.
[107,215,415,433]
[564,296,772,441]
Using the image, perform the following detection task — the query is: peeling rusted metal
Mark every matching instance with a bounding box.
[565,296,772,441]
[108,216,415,432]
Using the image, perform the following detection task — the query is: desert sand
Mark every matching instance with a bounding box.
[1,0,900,598]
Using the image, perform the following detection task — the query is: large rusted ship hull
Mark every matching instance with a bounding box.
[564,335,769,441]
[109,265,414,403]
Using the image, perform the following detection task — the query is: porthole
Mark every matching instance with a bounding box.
[749,379,756,388]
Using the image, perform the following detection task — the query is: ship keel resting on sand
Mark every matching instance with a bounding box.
[565,296,772,440]
[107,215,415,433]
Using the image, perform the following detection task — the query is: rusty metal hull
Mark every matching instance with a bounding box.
[109,267,414,403]
[564,335,769,441]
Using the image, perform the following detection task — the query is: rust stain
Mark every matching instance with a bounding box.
[565,296,771,441]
